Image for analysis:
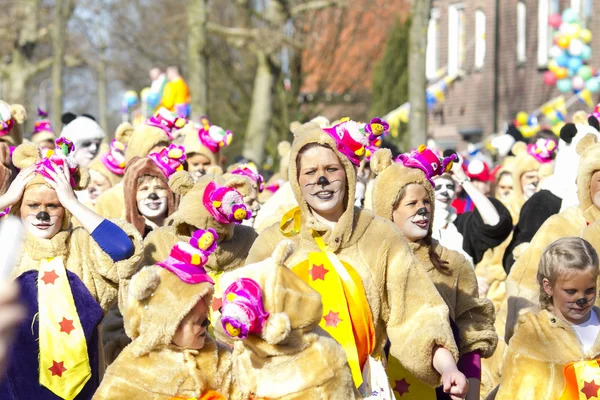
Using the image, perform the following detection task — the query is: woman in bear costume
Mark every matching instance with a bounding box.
[370,147,497,400]
[94,108,182,219]
[246,119,462,397]
[182,117,232,181]
[216,241,360,400]
[0,139,143,399]
[94,229,233,399]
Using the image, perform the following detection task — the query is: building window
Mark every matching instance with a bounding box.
[475,10,486,70]
[517,2,527,64]
[426,8,441,80]
[448,4,465,77]
[572,0,593,25]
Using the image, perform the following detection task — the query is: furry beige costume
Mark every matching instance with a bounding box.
[87,122,133,189]
[95,120,171,219]
[94,260,233,399]
[215,241,360,400]
[0,101,26,146]
[496,307,600,399]
[182,122,220,166]
[247,122,459,387]
[504,133,600,343]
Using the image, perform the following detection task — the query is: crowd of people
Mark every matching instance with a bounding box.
[0,95,598,400]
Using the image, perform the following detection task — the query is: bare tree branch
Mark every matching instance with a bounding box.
[206,22,257,40]
[291,0,344,16]
[29,57,53,77]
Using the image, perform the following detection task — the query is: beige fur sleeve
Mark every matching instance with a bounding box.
[92,370,156,399]
[246,224,286,264]
[381,229,459,386]
[454,254,498,358]
[142,226,179,267]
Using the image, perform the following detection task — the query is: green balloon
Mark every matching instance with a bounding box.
[578,65,593,80]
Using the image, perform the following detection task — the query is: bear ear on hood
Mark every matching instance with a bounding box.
[169,171,195,196]
[289,121,302,136]
[61,112,77,126]
[576,133,598,156]
[9,104,26,124]
[224,174,253,196]
[12,142,41,169]
[560,123,578,144]
[572,110,589,125]
[277,141,291,158]
[370,148,393,176]
[115,122,134,145]
[206,165,223,176]
[589,116,600,132]
[511,141,528,156]
[128,266,161,302]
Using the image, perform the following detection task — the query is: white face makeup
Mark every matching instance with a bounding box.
[20,185,65,239]
[241,186,260,227]
[187,153,214,182]
[495,173,514,202]
[73,139,102,167]
[433,176,456,210]
[87,169,112,205]
[520,170,540,200]
[591,171,600,209]
[136,176,169,219]
[392,184,431,243]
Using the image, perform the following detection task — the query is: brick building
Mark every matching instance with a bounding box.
[428,0,597,147]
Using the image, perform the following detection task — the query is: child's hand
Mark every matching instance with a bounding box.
[44,163,78,209]
[1,165,36,207]
[442,368,469,400]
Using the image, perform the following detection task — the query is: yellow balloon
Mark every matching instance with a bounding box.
[140,87,151,100]
[581,29,593,44]
[570,25,582,40]
[558,36,570,49]
[516,111,529,126]
[548,60,560,72]
[555,67,568,80]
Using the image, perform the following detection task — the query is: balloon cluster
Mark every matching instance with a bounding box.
[545,9,598,94]
[513,111,542,138]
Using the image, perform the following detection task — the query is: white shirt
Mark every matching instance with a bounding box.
[573,311,600,353]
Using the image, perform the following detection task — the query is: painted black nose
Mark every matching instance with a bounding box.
[576,298,589,307]
[416,207,428,216]
[317,176,330,187]
[36,211,51,221]
[148,193,159,201]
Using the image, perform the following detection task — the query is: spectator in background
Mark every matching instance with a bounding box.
[452,160,493,214]
[161,66,191,118]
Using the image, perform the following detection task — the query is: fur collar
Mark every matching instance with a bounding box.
[21,230,70,261]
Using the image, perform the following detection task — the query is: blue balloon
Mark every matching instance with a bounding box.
[557,78,573,93]
[147,92,160,108]
[556,53,570,68]
[126,96,138,108]
[568,57,583,72]
[587,78,600,93]
[527,116,538,127]
[562,8,578,24]
[581,45,593,61]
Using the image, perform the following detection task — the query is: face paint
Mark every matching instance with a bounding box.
[543,268,598,325]
[317,176,330,187]
[521,170,540,200]
[187,153,214,182]
[495,173,514,201]
[433,176,456,210]
[20,185,65,239]
[590,170,600,209]
[392,184,431,243]
[73,139,102,167]
[88,169,112,205]
[136,176,169,219]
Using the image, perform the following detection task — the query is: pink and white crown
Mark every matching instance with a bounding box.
[147,144,187,178]
[198,118,233,153]
[0,103,15,137]
[35,138,79,187]
[527,138,557,164]
[220,278,269,339]
[33,108,53,135]
[145,108,187,140]
[230,164,264,193]
[203,181,252,225]
[322,117,371,166]
[156,228,218,284]
[101,139,127,175]
[396,144,457,184]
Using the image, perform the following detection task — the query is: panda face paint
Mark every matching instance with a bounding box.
[433,176,456,210]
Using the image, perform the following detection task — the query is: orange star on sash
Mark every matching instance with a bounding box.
[323,310,342,327]
[59,317,75,335]
[309,264,329,281]
[49,361,67,377]
[41,270,59,285]
[582,380,600,399]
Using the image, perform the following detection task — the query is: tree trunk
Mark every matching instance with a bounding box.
[97,45,108,135]
[408,0,431,149]
[51,0,69,131]
[187,0,208,118]
[242,51,276,164]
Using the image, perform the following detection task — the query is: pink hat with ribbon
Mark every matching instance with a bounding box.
[157,228,218,284]
[527,138,557,164]
[145,108,187,140]
[396,144,457,184]
[230,164,264,193]
[321,118,372,166]
[147,144,187,178]
[101,139,127,175]
[220,278,269,339]
[0,103,15,138]
[198,118,233,154]
[35,137,79,187]
[32,108,53,135]
[202,180,252,225]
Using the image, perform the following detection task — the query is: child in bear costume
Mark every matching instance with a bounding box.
[94,229,233,400]
[370,147,497,400]
[94,109,182,219]
[182,117,232,181]
[216,241,360,400]
[31,109,56,150]
[0,139,143,399]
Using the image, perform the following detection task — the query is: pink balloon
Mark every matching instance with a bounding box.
[543,70,558,86]
[548,13,562,29]
[572,76,585,90]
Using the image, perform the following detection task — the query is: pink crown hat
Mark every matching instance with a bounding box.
[35,137,79,187]
[396,144,457,184]
[527,138,557,164]
[198,121,233,154]
[230,164,264,193]
[202,181,252,225]
[0,103,15,137]
[157,228,218,284]
[33,108,53,135]
[322,118,370,166]
[147,144,187,178]
[101,139,127,175]
[145,108,188,140]
[265,179,285,194]
[220,278,270,339]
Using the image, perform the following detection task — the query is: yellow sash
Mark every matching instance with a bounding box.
[559,359,600,400]
[386,355,436,399]
[38,257,91,400]
[279,206,301,237]
[292,229,375,388]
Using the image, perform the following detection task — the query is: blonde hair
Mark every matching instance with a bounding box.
[537,237,599,309]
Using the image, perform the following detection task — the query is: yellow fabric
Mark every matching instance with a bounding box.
[291,230,375,389]
[207,269,224,330]
[559,360,600,400]
[38,257,91,400]
[162,78,190,111]
[386,355,436,399]
[279,206,301,237]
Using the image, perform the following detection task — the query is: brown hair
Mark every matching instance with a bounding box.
[394,183,448,272]
[537,237,599,309]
